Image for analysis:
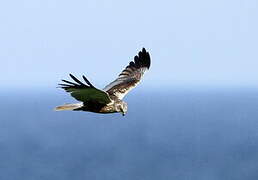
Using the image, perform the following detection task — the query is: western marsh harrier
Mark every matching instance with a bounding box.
[55,48,151,116]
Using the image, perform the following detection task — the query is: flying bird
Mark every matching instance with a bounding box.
[55,48,151,116]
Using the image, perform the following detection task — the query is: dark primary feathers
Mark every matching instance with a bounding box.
[59,74,112,105]
[103,48,151,99]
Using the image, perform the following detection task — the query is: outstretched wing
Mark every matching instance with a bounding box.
[103,48,151,99]
[59,74,112,104]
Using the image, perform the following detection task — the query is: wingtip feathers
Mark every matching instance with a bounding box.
[58,74,95,90]
[131,47,151,69]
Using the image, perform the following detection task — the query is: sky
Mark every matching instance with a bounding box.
[0,0,257,89]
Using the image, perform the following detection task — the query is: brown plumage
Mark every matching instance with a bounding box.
[55,48,151,116]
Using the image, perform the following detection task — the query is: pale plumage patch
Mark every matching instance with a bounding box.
[103,48,150,100]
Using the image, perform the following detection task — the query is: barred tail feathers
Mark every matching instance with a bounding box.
[54,103,83,111]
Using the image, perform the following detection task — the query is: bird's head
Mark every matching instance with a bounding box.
[119,101,128,116]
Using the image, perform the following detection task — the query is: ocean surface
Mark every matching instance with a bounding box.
[1,88,258,180]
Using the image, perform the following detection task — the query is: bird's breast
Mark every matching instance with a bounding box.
[99,104,117,113]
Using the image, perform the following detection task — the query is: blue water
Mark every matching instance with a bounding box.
[1,88,258,180]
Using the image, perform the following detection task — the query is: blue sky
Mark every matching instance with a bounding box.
[0,0,257,89]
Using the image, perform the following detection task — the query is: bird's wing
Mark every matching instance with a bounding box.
[103,48,151,100]
[59,74,112,104]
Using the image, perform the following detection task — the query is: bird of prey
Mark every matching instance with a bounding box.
[55,48,151,116]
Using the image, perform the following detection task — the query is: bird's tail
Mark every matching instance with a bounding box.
[54,103,83,111]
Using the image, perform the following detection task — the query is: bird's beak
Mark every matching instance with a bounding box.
[120,108,125,116]
[121,111,125,116]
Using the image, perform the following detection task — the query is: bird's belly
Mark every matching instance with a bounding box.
[75,102,117,114]
[99,105,117,113]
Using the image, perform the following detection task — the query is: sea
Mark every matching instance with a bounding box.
[1,87,258,180]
